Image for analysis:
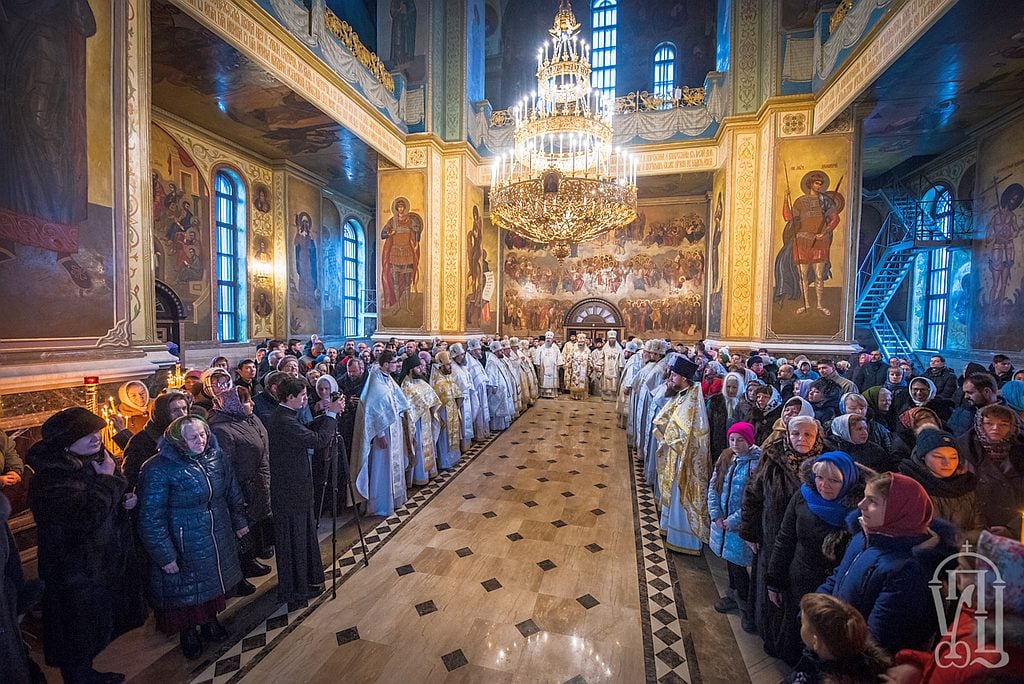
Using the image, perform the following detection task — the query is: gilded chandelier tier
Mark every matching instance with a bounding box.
[489,0,638,261]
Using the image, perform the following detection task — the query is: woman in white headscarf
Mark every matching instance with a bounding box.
[707,372,749,462]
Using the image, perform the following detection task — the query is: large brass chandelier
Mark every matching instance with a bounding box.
[490,0,637,260]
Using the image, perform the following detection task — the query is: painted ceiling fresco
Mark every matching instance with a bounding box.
[858,1,1024,182]
[150,0,378,205]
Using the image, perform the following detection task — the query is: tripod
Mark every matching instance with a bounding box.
[317,430,370,600]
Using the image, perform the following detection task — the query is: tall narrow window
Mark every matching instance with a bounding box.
[342,218,365,337]
[591,0,617,102]
[653,42,676,104]
[214,170,247,342]
[922,185,952,350]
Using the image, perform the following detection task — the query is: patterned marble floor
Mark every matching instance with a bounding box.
[193,397,688,683]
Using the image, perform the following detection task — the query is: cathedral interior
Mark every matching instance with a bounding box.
[1,1,1023,682]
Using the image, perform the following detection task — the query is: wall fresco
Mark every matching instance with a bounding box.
[287,175,323,335]
[378,168,428,331]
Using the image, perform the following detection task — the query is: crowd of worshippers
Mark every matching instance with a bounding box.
[0,333,553,681]
[619,341,1024,683]
[3,335,1024,683]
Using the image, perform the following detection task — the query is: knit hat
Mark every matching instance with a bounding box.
[726,421,755,446]
[436,350,452,365]
[873,473,933,537]
[40,407,106,451]
[670,355,698,380]
[748,355,764,366]
[913,428,957,459]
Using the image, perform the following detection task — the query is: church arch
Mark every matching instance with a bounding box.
[155,279,186,348]
[563,298,624,341]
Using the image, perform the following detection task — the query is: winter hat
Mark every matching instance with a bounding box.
[40,407,106,451]
[912,428,957,460]
[669,355,699,380]
[435,350,452,365]
[747,355,764,366]
[872,473,933,537]
[726,421,755,446]
[152,390,188,432]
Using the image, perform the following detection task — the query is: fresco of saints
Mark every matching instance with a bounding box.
[293,212,318,307]
[380,197,423,312]
[985,181,1023,306]
[773,170,845,316]
[390,0,417,66]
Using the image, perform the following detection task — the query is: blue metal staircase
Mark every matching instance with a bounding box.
[855,182,974,359]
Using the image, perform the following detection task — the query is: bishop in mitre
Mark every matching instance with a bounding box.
[430,350,464,470]
[566,335,592,400]
[600,330,625,400]
[533,331,563,398]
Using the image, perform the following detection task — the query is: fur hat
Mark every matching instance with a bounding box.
[40,407,106,451]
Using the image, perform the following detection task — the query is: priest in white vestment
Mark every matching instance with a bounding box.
[483,340,515,431]
[626,340,660,448]
[516,338,540,403]
[616,339,643,427]
[461,339,492,440]
[600,331,625,400]
[351,352,412,516]
[500,340,525,415]
[446,342,476,450]
[589,339,605,397]
[533,331,563,398]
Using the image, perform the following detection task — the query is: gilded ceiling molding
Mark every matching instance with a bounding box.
[814,0,956,133]
[168,0,407,166]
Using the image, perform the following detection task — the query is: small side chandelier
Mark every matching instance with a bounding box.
[489,0,637,261]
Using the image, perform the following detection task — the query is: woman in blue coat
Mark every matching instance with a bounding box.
[137,416,249,659]
[818,471,958,656]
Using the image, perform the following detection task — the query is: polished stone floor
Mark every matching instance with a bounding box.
[30,397,788,683]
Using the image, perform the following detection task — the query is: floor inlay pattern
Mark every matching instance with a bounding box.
[190,398,691,683]
[190,434,499,683]
[629,446,698,683]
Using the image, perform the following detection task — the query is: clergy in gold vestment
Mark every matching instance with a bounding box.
[567,337,592,400]
[653,355,710,555]
[430,351,464,470]
[400,355,441,485]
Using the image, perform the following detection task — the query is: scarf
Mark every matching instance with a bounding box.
[801,451,859,526]
[1001,380,1024,413]
[868,473,933,537]
[782,429,824,475]
[862,386,885,414]
[830,414,854,443]
[213,387,248,418]
[973,411,1015,465]
[899,406,939,430]
[118,381,150,413]
[899,456,977,499]
[909,376,936,406]
[164,416,211,459]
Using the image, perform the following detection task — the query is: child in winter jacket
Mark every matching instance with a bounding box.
[708,421,761,632]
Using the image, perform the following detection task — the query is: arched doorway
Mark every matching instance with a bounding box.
[563,298,624,342]
[155,279,186,349]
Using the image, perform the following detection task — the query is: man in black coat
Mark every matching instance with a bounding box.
[852,349,888,392]
[336,357,368,460]
[921,354,958,400]
[267,377,344,604]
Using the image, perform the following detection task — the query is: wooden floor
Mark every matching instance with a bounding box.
[35,396,789,683]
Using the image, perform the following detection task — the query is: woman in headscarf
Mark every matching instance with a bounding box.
[899,428,983,534]
[826,414,898,472]
[836,391,893,452]
[890,406,943,461]
[122,391,190,489]
[208,387,273,580]
[27,408,137,683]
[701,361,726,397]
[1001,379,1024,418]
[117,380,153,434]
[707,372,749,462]
[740,414,825,659]
[766,451,863,665]
[760,395,815,447]
[862,385,895,432]
[137,416,248,659]
[954,404,1024,532]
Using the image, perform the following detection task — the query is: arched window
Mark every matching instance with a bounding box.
[921,185,952,350]
[591,0,618,102]
[214,169,247,342]
[342,218,365,337]
[653,42,676,105]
